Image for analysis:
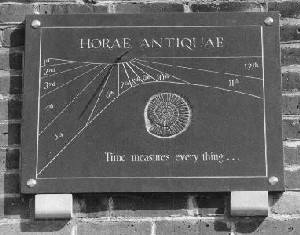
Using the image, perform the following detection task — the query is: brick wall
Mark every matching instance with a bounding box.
[0,0,300,234]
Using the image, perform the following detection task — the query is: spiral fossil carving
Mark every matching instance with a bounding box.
[144,93,192,138]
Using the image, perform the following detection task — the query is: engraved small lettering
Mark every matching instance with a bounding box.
[106,90,114,99]
[244,62,259,70]
[54,132,63,140]
[202,152,224,163]
[228,79,239,87]
[105,152,126,162]
[44,104,54,111]
[43,68,56,76]
[102,152,238,164]
[43,81,56,90]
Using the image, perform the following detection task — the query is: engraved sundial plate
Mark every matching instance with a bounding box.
[21,13,284,193]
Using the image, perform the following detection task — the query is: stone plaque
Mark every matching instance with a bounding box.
[21,13,284,193]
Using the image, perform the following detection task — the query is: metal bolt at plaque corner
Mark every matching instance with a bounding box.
[26,179,37,188]
[268,176,279,185]
[264,17,274,26]
[31,20,41,29]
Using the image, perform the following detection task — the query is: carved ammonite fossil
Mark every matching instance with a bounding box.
[144,93,192,138]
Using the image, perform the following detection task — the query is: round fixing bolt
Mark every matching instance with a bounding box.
[268,176,278,185]
[264,17,274,26]
[26,179,37,188]
[31,20,41,29]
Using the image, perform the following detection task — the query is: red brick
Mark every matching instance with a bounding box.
[0,148,19,171]
[0,69,22,95]
[0,4,108,23]
[112,194,187,217]
[0,0,30,2]
[0,123,21,146]
[38,4,108,14]
[235,217,300,234]
[73,194,109,217]
[92,5,109,13]
[284,145,300,165]
[0,48,23,71]
[0,218,300,234]
[282,94,300,115]
[0,195,30,219]
[0,220,151,234]
[268,1,300,18]
[270,191,300,215]
[282,65,300,91]
[0,219,71,233]
[281,44,300,66]
[0,74,22,95]
[0,173,19,194]
[30,0,76,2]
[284,167,300,190]
[282,119,300,140]
[0,4,34,23]
[155,219,231,235]
[114,3,184,13]
[1,26,25,47]
[280,19,300,42]
[0,99,22,120]
[77,221,151,235]
[190,2,266,13]
[196,193,225,216]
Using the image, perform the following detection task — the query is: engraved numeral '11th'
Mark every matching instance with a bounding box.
[229,79,239,87]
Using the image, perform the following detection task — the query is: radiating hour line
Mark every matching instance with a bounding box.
[134,58,263,81]
[191,83,211,89]
[37,76,263,176]
[122,63,133,87]
[44,57,111,66]
[213,86,232,92]
[117,63,120,96]
[224,72,262,80]
[131,60,164,75]
[41,63,93,79]
[39,65,108,135]
[87,68,112,122]
[37,56,264,177]
[44,58,73,62]
[128,61,155,81]
[132,63,262,99]
[175,65,193,70]
[131,60,190,84]
[125,62,140,78]
[37,96,117,176]
[133,58,148,64]
[133,58,262,98]
[42,58,71,66]
[140,60,172,67]
[38,81,186,175]
[41,65,99,98]
[248,94,261,99]
[41,61,76,68]
[135,58,220,75]
[234,90,261,98]
[124,62,144,85]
